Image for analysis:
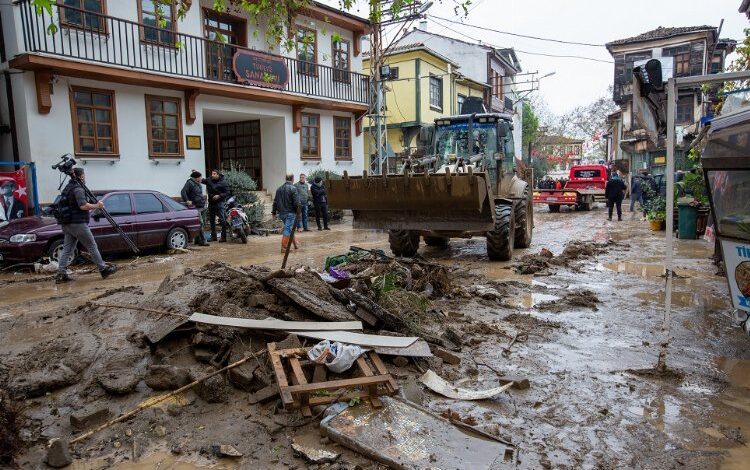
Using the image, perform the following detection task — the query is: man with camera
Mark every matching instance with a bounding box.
[55,167,117,283]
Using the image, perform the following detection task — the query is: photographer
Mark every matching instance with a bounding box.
[55,167,117,283]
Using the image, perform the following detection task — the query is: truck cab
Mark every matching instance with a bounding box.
[533,164,609,212]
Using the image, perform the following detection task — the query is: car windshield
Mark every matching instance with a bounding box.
[433,121,499,167]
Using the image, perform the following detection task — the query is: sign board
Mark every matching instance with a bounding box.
[186,135,201,150]
[721,239,750,312]
[653,156,666,165]
[233,50,289,90]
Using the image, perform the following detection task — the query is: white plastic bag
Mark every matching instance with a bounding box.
[307,340,365,373]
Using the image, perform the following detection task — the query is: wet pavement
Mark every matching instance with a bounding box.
[1,205,748,469]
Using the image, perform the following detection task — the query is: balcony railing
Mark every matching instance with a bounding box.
[17,1,368,105]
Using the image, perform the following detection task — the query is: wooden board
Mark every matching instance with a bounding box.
[288,330,419,348]
[267,276,357,322]
[189,312,362,331]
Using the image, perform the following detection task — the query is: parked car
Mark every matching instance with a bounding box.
[0,190,202,264]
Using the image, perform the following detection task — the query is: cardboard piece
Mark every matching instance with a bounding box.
[288,330,419,348]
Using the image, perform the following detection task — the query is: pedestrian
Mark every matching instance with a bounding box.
[54,167,117,283]
[555,179,562,190]
[294,173,311,232]
[181,170,209,246]
[310,175,330,231]
[272,173,301,252]
[629,174,643,212]
[605,172,627,221]
[202,169,230,242]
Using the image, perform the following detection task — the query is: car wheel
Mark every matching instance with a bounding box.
[166,228,188,250]
[48,238,77,265]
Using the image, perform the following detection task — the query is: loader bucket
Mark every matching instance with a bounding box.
[326,171,495,232]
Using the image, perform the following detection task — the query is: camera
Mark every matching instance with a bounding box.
[52,154,77,175]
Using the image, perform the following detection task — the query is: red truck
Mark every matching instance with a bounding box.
[533,164,609,212]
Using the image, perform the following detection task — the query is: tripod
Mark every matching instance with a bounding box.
[62,173,140,254]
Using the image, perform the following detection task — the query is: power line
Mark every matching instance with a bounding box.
[429,14,605,48]
[427,16,613,65]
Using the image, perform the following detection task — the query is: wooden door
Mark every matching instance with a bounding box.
[219,120,262,187]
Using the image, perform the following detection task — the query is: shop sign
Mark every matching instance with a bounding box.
[653,156,666,165]
[722,239,750,312]
[233,50,289,90]
[186,135,201,150]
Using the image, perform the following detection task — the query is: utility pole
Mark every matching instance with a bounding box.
[367,0,432,175]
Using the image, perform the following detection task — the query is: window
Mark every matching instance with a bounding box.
[332,38,350,82]
[103,193,132,216]
[624,52,652,82]
[676,96,694,124]
[300,113,320,160]
[334,117,352,161]
[59,0,106,33]
[70,87,118,156]
[146,95,183,157]
[139,0,176,45]
[711,55,722,74]
[296,26,317,75]
[493,71,503,99]
[663,46,691,77]
[204,11,245,82]
[134,193,165,214]
[163,197,188,212]
[457,94,466,114]
[429,75,442,110]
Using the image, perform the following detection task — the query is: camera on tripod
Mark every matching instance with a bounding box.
[52,154,77,175]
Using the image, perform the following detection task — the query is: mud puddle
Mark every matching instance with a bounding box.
[633,290,729,310]
[504,292,560,309]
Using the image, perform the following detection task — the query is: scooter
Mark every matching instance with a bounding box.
[224,196,250,244]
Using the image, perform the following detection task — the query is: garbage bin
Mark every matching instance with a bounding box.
[677,202,698,239]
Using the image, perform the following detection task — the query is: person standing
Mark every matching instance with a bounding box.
[181,171,209,246]
[629,174,643,212]
[294,173,311,232]
[605,172,627,221]
[202,170,230,242]
[54,167,117,283]
[310,175,330,231]
[272,174,301,252]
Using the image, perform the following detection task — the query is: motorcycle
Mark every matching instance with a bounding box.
[224,196,250,244]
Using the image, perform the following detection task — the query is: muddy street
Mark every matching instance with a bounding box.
[1,206,748,469]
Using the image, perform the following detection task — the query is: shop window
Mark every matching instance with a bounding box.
[146,95,183,157]
[301,113,320,160]
[297,26,317,75]
[139,0,176,45]
[332,38,350,82]
[59,0,106,33]
[334,116,352,161]
[70,87,118,156]
[429,75,442,111]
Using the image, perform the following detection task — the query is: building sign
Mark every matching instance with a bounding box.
[186,135,201,150]
[653,155,666,165]
[232,50,289,90]
[722,239,750,312]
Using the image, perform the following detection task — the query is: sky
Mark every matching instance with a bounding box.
[325,0,748,115]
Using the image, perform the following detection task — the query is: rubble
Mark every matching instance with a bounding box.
[190,367,229,403]
[45,438,72,468]
[69,405,110,431]
[144,365,190,391]
[291,435,341,464]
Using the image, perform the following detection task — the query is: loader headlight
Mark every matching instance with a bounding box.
[10,234,37,243]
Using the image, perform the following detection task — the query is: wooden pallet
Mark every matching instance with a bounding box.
[268,343,399,417]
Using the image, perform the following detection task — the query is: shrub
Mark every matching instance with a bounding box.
[222,165,264,225]
[306,169,344,222]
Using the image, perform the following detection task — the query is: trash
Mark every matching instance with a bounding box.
[308,340,366,373]
[321,396,517,469]
[288,330,420,348]
[419,370,513,400]
[328,267,350,281]
[34,260,58,273]
[188,312,362,331]
[372,339,433,358]
[291,435,341,464]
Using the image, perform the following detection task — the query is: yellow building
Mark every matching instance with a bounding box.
[363,43,489,167]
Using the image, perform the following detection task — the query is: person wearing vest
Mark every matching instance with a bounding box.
[55,167,117,284]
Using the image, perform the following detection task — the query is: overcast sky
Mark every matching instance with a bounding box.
[328,0,747,115]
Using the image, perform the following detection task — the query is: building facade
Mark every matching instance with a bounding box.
[605,26,736,177]
[362,43,488,166]
[395,27,524,158]
[0,0,369,204]
[533,135,584,178]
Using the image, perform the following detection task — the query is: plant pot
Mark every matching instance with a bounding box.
[648,219,665,231]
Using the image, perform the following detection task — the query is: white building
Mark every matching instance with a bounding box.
[0,0,369,204]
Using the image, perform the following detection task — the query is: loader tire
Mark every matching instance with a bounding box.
[424,236,449,248]
[548,204,560,213]
[486,203,514,261]
[514,189,533,249]
[389,230,420,257]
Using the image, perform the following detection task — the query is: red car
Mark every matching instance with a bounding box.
[0,190,202,264]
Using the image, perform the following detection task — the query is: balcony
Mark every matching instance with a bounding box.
[13,1,369,110]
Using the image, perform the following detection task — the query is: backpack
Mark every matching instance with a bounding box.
[50,183,76,224]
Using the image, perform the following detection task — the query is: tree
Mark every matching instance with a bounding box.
[521,101,539,157]
[31,0,472,50]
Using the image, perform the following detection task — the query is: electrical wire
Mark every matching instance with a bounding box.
[429,14,606,47]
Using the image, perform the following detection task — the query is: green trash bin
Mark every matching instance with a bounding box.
[677,202,698,239]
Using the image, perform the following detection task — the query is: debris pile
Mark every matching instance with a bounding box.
[514,240,627,274]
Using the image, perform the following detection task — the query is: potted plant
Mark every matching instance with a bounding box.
[643,187,667,230]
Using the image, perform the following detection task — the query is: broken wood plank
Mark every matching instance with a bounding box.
[288,330,419,348]
[189,312,362,331]
[267,276,357,322]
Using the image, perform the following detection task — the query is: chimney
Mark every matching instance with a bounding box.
[419,19,428,31]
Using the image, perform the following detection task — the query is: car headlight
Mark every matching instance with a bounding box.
[10,234,37,243]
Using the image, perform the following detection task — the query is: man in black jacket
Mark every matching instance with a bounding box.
[272,173,300,252]
[310,176,330,231]
[202,170,230,242]
[605,172,627,221]
[181,171,209,246]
